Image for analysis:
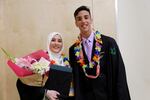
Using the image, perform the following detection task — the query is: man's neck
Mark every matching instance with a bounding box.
[80,30,92,39]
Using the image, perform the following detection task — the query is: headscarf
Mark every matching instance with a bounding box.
[47,32,64,66]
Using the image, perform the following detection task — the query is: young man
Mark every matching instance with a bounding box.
[69,6,131,100]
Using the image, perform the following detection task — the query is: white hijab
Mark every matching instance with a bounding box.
[47,32,64,66]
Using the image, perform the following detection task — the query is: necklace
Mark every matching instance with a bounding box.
[74,31,103,78]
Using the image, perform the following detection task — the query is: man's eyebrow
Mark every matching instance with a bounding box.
[76,16,81,18]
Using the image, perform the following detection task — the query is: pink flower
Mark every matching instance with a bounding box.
[15,57,32,69]
[26,56,37,64]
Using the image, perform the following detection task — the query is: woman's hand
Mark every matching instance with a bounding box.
[46,90,60,100]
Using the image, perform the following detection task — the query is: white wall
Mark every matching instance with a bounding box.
[117,0,150,100]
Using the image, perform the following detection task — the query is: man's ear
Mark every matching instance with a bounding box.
[75,20,78,27]
[91,17,93,24]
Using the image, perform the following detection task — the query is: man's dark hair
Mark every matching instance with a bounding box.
[74,6,91,18]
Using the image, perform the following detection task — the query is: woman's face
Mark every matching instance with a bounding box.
[49,34,63,53]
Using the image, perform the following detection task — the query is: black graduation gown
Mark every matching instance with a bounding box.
[16,70,74,100]
[16,79,45,100]
[69,34,131,100]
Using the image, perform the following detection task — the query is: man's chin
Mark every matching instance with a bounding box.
[82,29,90,33]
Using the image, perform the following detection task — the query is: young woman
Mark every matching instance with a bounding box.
[17,32,74,100]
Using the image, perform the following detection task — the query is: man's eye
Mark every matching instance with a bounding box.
[76,17,82,21]
[84,15,89,19]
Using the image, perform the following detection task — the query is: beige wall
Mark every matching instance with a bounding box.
[0,0,116,100]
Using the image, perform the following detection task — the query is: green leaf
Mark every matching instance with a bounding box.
[1,48,16,62]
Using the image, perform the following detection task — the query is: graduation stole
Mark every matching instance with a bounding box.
[50,53,70,67]
[74,31,103,79]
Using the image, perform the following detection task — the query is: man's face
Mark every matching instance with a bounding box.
[75,10,92,35]
[49,34,63,53]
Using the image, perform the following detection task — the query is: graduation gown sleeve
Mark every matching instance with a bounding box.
[107,37,131,100]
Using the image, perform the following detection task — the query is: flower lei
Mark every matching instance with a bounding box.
[74,31,103,78]
[50,53,70,67]
[62,53,70,67]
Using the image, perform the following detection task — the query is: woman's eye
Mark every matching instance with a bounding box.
[58,39,62,43]
[51,39,56,42]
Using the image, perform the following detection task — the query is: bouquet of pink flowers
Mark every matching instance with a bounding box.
[1,48,50,86]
